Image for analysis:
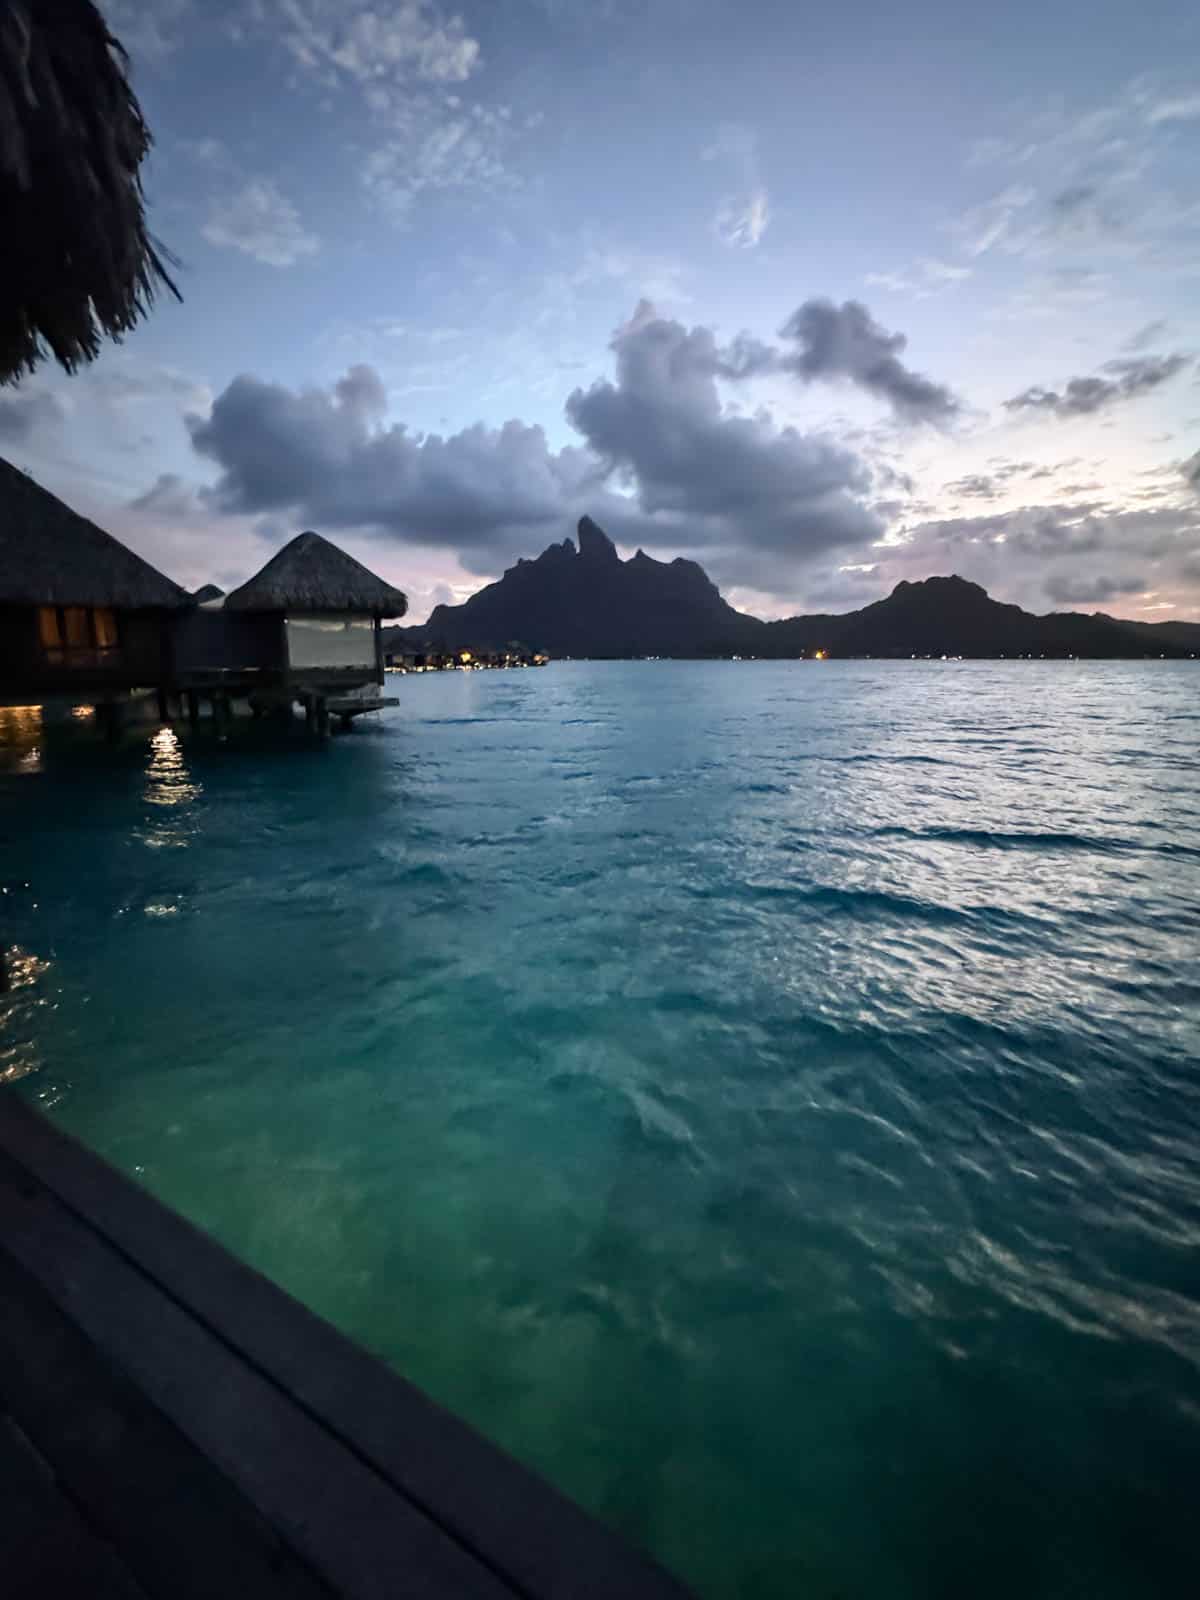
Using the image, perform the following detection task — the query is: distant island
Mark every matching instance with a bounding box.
[385,516,1200,661]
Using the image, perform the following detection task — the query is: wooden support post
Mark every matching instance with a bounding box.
[212,694,232,737]
[303,695,315,732]
[98,701,124,745]
[316,697,330,740]
[156,687,170,722]
[186,692,200,726]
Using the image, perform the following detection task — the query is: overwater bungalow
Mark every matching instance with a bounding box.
[0,456,191,707]
[1,458,409,732]
[184,532,408,729]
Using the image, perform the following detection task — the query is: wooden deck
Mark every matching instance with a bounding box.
[0,1093,692,1599]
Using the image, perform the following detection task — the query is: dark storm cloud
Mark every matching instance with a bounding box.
[333,363,388,418]
[565,305,881,557]
[941,458,1046,500]
[654,297,960,425]
[187,373,604,570]
[946,473,1000,499]
[1124,319,1169,352]
[187,301,887,583]
[1053,184,1098,217]
[1047,184,1121,240]
[777,299,961,425]
[0,389,65,441]
[887,501,1200,614]
[1044,571,1146,605]
[1005,354,1190,418]
[129,473,206,519]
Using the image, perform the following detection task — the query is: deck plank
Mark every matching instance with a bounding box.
[0,1413,149,1600]
[0,1248,327,1600]
[0,1150,514,1599]
[0,1092,692,1600]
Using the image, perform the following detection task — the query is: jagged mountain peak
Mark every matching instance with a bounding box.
[577,515,620,563]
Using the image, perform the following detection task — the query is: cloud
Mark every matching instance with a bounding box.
[883,500,1200,615]
[1183,451,1200,492]
[185,301,887,587]
[950,78,1200,286]
[185,297,954,589]
[865,257,972,297]
[362,103,523,222]
[1044,571,1147,605]
[1124,319,1169,351]
[85,363,213,413]
[129,472,206,519]
[704,123,771,250]
[1005,355,1190,418]
[187,374,597,567]
[259,1,520,225]
[1143,93,1200,126]
[777,299,961,425]
[950,185,1035,257]
[275,0,480,86]
[177,136,231,170]
[202,179,320,266]
[333,364,389,419]
[565,305,880,558]
[945,473,1000,500]
[569,244,691,306]
[715,188,770,249]
[102,0,191,62]
[0,389,66,442]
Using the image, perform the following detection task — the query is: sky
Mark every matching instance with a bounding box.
[3,0,1200,623]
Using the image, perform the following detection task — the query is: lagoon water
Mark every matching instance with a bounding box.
[2,661,1199,1598]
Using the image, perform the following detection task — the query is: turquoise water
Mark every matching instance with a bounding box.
[2,662,1199,1598]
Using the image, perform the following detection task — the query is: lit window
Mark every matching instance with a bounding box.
[37,606,122,665]
[38,607,62,650]
[63,607,89,649]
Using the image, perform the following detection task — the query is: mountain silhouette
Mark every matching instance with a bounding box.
[385,518,1198,660]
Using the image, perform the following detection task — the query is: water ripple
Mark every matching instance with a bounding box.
[3,659,1199,1600]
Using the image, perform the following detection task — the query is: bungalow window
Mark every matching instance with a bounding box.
[38,606,120,666]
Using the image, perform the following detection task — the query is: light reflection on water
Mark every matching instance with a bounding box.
[0,944,52,1085]
[141,725,203,849]
[0,705,43,774]
[145,725,202,808]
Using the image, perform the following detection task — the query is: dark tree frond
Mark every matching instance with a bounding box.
[0,0,181,386]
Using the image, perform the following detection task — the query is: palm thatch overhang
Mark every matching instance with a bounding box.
[223,532,409,618]
[0,454,189,608]
[0,0,181,386]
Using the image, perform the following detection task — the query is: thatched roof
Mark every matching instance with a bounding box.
[0,0,181,385]
[0,453,189,607]
[224,532,409,618]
